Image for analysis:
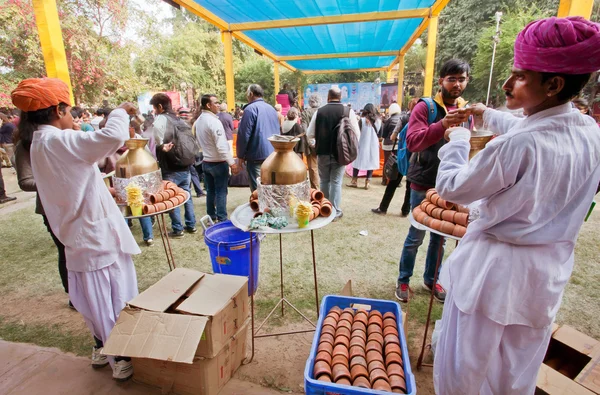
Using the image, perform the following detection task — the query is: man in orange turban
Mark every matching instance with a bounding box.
[12,78,141,381]
[432,17,600,394]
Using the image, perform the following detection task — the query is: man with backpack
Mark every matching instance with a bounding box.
[306,87,360,221]
[150,93,198,238]
[395,59,472,303]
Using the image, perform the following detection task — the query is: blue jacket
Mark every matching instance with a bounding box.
[236,99,279,161]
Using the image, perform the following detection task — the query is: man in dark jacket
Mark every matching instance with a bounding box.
[395,59,472,303]
[237,84,280,192]
[306,87,360,221]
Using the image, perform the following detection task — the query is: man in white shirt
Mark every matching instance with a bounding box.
[433,17,600,394]
[11,78,141,381]
[194,94,239,222]
[306,87,360,221]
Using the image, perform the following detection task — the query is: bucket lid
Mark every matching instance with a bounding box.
[204,220,256,245]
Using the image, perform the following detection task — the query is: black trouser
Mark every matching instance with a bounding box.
[42,215,68,293]
[378,175,411,214]
[0,167,6,198]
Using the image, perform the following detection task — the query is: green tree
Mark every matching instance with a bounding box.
[471,2,555,106]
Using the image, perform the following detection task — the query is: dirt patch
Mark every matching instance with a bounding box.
[1,291,88,334]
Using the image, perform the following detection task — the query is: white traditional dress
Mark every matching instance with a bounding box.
[30,108,141,352]
[352,117,381,171]
[433,103,600,394]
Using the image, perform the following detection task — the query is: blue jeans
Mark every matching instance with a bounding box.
[318,155,346,217]
[203,162,230,222]
[163,170,196,232]
[246,160,263,192]
[139,217,153,241]
[398,189,445,285]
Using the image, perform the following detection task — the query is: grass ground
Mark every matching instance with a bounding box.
[0,172,599,393]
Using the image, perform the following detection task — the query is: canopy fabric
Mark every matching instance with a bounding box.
[194,0,437,72]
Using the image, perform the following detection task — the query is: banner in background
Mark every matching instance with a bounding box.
[304,82,381,111]
[380,83,399,110]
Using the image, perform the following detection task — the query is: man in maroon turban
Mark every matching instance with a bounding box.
[431,17,600,394]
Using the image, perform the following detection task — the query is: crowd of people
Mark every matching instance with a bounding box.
[1,15,600,394]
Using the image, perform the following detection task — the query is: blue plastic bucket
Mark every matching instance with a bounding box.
[204,220,260,295]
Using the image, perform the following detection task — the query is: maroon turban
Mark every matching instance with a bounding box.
[514,17,600,74]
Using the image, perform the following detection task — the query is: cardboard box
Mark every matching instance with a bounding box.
[103,268,249,361]
[537,325,600,394]
[131,320,249,395]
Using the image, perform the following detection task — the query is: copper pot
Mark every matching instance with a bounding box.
[115,138,159,178]
[469,131,494,160]
[260,136,307,185]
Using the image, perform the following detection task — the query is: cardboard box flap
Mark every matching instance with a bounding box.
[176,274,248,316]
[129,268,204,312]
[102,309,209,364]
[553,325,599,356]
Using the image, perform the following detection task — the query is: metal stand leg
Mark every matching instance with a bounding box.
[417,236,445,370]
[157,213,176,271]
[279,234,284,317]
[245,231,255,364]
[311,230,320,316]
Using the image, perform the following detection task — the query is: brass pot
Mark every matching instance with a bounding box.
[469,131,494,160]
[115,138,159,178]
[260,136,307,185]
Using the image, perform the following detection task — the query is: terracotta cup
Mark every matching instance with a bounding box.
[333,344,349,359]
[329,306,343,315]
[454,212,469,226]
[249,200,260,212]
[353,376,371,388]
[385,352,403,367]
[320,333,335,346]
[332,354,349,368]
[251,190,258,199]
[350,355,367,369]
[440,220,456,235]
[367,323,383,337]
[323,316,338,329]
[350,336,366,348]
[369,332,384,347]
[383,326,399,338]
[383,317,396,329]
[332,364,351,382]
[337,319,351,332]
[349,345,365,360]
[366,340,382,353]
[366,350,384,365]
[310,189,324,202]
[384,334,401,346]
[351,321,367,334]
[143,204,156,215]
[313,361,331,378]
[373,378,392,391]
[385,343,401,356]
[334,335,350,349]
[369,368,389,385]
[389,374,407,392]
[321,326,335,337]
[155,202,167,212]
[317,374,331,382]
[339,312,353,324]
[441,209,456,223]
[453,225,467,238]
[317,342,333,356]
[315,351,332,365]
[387,363,404,378]
[351,330,367,343]
[426,189,436,201]
[335,327,351,341]
[350,364,368,381]
[149,193,163,204]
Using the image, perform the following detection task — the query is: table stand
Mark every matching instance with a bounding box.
[406,213,461,370]
[246,230,320,363]
[124,191,190,272]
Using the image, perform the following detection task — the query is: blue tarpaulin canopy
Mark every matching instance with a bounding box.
[178,0,449,73]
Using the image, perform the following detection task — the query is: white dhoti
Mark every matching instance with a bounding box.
[433,290,553,395]
[68,252,138,346]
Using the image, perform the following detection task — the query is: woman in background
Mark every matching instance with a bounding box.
[347,103,381,190]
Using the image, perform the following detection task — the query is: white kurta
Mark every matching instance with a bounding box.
[31,109,141,272]
[433,103,600,393]
[352,118,381,170]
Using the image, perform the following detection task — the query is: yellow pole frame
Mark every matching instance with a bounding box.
[297,76,303,108]
[386,69,394,83]
[33,0,74,104]
[397,55,405,110]
[423,15,439,97]
[274,61,280,102]
[222,31,235,111]
[557,0,593,18]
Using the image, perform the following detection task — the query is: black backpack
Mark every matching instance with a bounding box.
[335,106,359,166]
[166,114,200,167]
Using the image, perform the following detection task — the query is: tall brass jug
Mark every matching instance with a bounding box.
[115,138,159,178]
[260,136,307,185]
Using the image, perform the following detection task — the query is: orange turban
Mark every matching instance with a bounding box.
[11,78,71,112]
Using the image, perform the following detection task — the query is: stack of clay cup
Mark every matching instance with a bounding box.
[412,189,469,238]
[143,181,187,215]
[310,189,332,220]
[313,307,408,393]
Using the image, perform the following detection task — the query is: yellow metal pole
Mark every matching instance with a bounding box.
[557,0,593,18]
[222,31,235,111]
[297,76,303,108]
[397,55,405,110]
[423,15,439,97]
[32,0,74,104]
[274,61,280,102]
[386,69,394,83]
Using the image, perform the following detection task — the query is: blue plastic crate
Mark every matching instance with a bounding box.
[304,295,416,395]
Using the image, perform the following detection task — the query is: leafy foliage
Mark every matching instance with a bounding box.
[470,2,556,106]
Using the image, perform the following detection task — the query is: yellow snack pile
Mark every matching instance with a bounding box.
[295,201,312,218]
[125,183,144,206]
